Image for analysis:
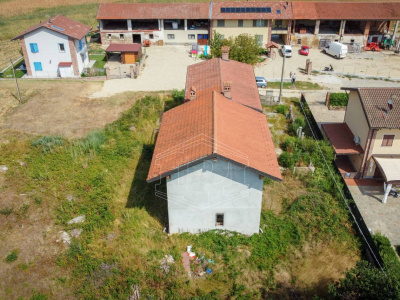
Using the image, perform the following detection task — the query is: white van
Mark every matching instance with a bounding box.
[280,45,292,57]
[323,42,348,59]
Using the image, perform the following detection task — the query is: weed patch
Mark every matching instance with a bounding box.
[5,249,18,262]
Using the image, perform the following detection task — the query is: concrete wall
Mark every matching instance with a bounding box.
[344,90,370,151]
[372,129,400,155]
[100,31,164,45]
[166,159,263,235]
[212,19,269,45]
[164,29,208,45]
[24,28,72,77]
[349,153,363,171]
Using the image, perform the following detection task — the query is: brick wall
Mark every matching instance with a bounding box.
[20,37,32,76]
[68,37,80,76]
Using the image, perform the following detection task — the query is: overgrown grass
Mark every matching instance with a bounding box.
[89,54,106,68]
[5,250,18,262]
[0,91,360,298]
[0,58,26,78]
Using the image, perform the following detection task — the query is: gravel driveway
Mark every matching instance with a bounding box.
[92,45,199,98]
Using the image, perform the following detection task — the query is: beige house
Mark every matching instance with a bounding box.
[322,87,400,203]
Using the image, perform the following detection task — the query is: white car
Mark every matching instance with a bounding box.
[280,45,292,57]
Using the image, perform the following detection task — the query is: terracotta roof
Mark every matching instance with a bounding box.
[292,2,400,20]
[212,1,293,20]
[58,62,72,67]
[106,43,141,53]
[322,123,364,154]
[96,3,210,20]
[185,58,262,112]
[342,87,400,129]
[12,15,91,41]
[265,41,279,48]
[147,91,281,182]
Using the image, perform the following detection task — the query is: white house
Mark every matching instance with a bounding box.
[12,15,92,78]
[147,53,281,235]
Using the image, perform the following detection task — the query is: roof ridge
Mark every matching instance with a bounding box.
[212,91,217,154]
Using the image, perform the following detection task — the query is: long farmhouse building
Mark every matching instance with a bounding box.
[97,2,400,47]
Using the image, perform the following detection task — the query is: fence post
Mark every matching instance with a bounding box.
[135,62,140,76]
[130,65,135,79]
[105,67,110,80]
[325,92,331,107]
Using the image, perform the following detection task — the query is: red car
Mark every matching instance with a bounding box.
[300,45,309,56]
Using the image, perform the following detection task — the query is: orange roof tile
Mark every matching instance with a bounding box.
[185,58,262,112]
[322,123,364,155]
[147,91,281,182]
[212,1,293,20]
[96,3,210,20]
[12,15,91,41]
[292,2,400,20]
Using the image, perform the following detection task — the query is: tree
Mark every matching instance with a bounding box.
[209,31,263,65]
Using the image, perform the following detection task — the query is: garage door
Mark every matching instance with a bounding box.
[123,53,136,64]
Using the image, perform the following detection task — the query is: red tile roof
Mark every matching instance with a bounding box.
[96,3,210,20]
[292,2,400,20]
[12,15,91,41]
[185,58,262,112]
[106,43,141,53]
[322,123,364,154]
[212,1,293,20]
[147,91,281,182]
[343,87,400,129]
[58,62,72,67]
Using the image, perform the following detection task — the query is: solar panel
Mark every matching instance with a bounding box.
[220,6,272,13]
[276,9,281,14]
[51,25,65,31]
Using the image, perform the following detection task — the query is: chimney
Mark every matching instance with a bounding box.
[190,86,196,101]
[223,81,232,99]
[221,46,230,61]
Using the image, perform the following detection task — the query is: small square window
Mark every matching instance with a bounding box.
[58,43,65,53]
[149,34,154,39]
[167,34,175,39]
[106,34,111,40]
[217,20,225,27]
[188,34,195,39]
[381,135,395,146]
[238,20,243,27]
[216,214,224,226]
[276,9,281,14]
[119,34,124,40]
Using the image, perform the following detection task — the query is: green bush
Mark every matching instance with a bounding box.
[329,93,348,107]
[276,105,288,115]
[289,117,306,136]
[5,250,18,262]
[32,136,63,153]
[278,152,295,168]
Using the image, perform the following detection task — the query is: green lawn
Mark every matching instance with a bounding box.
[89,54,106,69]
[0,58,26,78]
[266,81,323,90]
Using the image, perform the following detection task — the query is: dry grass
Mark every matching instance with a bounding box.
[0,80,168,139]
[0,41,21,71]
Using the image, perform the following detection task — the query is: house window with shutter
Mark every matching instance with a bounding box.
[217,20,225,27]
[238,20,243,27]
[216,214,224,226]
[381,135,395,146]
[30,43,39,53]
[253,20,267,27]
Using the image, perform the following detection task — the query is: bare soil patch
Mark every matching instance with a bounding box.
[0,80,162,139]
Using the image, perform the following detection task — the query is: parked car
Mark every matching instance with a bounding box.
[365,42,381,51]
[256,77,267,88]
[323,42,348,59]
[300,45,309,56]
[280,45,292,57]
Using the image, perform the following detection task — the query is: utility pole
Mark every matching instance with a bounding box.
[10,59,22,104]
[278,53,286,103]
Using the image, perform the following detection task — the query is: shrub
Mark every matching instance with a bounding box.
[5,249,18,262]
[278,151,295,168]
[329,93,348,106]
[276,105,288,115]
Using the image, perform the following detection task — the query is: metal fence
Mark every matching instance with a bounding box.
[343,42,362,53]
[82,67,106,77]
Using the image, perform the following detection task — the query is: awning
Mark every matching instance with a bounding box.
[265,41,279,49]
[106,43,141,53]
[321,123,364,155]
[58,62,72,67]
[374,156,400,184]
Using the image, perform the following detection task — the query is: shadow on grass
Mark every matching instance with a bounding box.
[126,145,167,227]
